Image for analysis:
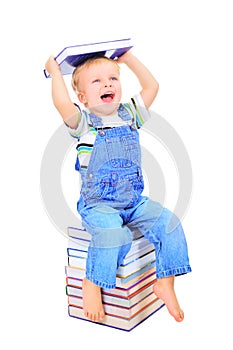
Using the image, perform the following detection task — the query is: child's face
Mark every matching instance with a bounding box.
[77,60,122,116]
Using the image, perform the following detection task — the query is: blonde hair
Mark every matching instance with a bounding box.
[71,56,120,93]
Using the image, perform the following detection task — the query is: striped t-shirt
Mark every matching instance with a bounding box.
[67,94,150,170]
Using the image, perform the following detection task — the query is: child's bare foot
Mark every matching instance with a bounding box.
[153,276,184,322]
[82,278,105,322]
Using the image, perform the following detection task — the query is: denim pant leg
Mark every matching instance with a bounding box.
[127,197,192,279]
[78,203,133,289]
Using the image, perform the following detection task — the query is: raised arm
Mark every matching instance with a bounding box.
[117,51,159,109]
[45,56,80,128]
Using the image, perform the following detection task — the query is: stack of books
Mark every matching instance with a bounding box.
[65,227,164,331]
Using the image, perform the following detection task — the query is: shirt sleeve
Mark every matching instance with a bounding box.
[124,94,151,128]
[65,106,89,139]
[131,94,151,128]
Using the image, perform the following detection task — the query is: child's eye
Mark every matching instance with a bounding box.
[92,79,100,83]
[110,77,117,81]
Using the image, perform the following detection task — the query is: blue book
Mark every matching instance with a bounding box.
[44,38,133,78]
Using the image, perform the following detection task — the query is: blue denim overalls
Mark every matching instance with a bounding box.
[77,105,191,289]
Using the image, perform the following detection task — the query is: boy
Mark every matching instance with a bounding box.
[45,50,191,323]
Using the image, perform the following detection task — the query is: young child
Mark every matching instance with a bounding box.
[45,50,191,323]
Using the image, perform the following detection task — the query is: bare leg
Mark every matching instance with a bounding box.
[82,278,105,322]
[153,276,184,322]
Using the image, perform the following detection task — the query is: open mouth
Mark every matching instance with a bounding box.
[100,93,115,103]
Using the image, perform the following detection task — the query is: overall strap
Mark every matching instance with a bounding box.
[89,113,103,128]
[118,103,137,128]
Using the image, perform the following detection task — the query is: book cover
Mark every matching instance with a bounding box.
[44,38,133,78]
[68,299,164,331]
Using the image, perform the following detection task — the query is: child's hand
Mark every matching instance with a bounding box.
[116,50,133,64]
[45,56,61,77]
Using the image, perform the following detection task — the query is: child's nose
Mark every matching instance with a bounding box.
[104,81,112,87]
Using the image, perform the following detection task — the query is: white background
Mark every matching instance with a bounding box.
[1,0,232,348]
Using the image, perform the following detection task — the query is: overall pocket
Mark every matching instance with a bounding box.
[80,174,110,201]
[105,132,141,168]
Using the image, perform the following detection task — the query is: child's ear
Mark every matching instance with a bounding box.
[77,92,87,104]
